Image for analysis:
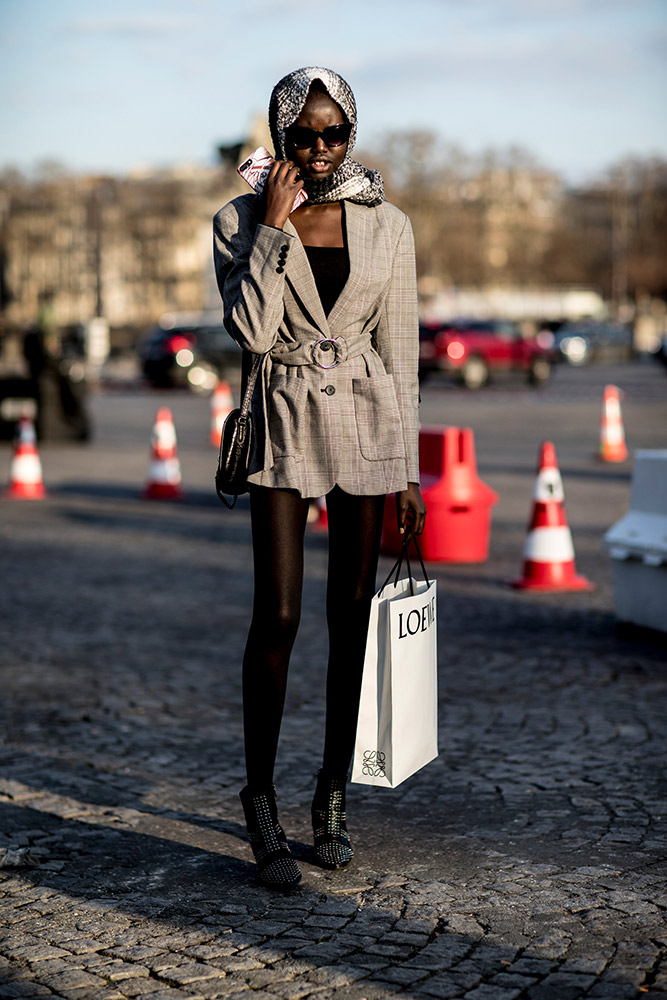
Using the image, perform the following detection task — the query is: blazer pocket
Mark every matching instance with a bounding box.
[353,375,404,461]
[268,374,307,461]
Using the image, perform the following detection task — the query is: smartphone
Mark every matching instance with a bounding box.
[237,146,307,213]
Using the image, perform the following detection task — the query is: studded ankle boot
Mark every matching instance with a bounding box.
[311,770,354,869]
[239,785,301,889]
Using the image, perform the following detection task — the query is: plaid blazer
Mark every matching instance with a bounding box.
[213,194,420,498]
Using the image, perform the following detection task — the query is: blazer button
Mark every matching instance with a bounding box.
[280,244,289,252]
[323,384,336,396]
[276,266,284,273]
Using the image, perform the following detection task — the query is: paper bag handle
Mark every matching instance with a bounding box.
[379,535,430,596]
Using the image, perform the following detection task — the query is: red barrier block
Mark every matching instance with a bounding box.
[382,426,498,562]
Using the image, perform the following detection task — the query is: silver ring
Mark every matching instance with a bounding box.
[311,338,340,369]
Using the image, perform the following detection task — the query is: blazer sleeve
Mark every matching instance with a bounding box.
[374,215,420,484]
[212,200,296,354]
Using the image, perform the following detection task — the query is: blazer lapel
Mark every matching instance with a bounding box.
[283,217,331,336]
[326,201,374,331]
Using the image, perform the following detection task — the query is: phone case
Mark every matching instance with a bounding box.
[237,146,307,213]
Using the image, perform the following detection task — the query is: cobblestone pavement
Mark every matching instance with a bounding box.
[1,362,666,999]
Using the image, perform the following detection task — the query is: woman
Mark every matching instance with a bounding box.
[213,67,425,889]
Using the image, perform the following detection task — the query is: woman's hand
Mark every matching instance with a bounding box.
[396,483,426,542]
[262,160,304,230]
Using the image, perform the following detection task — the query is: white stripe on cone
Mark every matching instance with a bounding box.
[11,453,43,485]
[523,525,575,561]
[606,396,621,419]
[605,421,624,445]
[154,420,177,450]
[147,458,182,485]
[533,467,564,503]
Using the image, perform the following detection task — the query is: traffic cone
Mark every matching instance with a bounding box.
[511,441,594,591]
[598,384,628,462]
[210,381,234,447]
[143,407,183,500]
[4,417,46,499]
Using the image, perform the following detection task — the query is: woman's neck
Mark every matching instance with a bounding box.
[289,201,344,248]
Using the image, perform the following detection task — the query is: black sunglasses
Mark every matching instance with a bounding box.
[285,123,352,149]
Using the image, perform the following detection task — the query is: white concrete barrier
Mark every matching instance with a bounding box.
[604,449,667,632]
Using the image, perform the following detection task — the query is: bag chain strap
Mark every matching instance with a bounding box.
[239,352,264,417]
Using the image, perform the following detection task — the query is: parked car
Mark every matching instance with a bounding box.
[139,313,241,394]
[552,321,634,365]
[418,319,553,388]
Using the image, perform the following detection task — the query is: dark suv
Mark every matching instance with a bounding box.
[419,319,553,388]
[552,321,634,365]
[139,314,241,394]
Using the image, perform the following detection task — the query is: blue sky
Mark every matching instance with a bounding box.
[1,0,665,183]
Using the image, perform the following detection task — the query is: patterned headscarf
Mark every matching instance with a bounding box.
[268,66,385,207]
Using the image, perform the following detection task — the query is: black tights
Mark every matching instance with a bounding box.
[243,485,385,790]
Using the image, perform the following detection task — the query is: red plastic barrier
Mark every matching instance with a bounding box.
[382,426,498,562]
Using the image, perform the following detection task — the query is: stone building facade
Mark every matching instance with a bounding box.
[0,164,243,342]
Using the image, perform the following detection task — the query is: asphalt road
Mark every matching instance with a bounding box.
[1,359,666,1000]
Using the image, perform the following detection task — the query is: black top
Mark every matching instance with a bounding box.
[303,245,350,317]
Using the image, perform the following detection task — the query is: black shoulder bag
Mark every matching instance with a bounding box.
[215,352,265,509]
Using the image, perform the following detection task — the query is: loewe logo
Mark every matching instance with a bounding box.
[362,750,386,777]
[397,595,436,638]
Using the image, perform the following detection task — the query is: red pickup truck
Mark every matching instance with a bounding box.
[419,319,553,388]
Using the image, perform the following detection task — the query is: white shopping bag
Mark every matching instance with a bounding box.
[352,543,438,788]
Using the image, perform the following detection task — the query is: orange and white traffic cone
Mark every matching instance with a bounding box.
[143,407,183,500]
[598,384,628,462]
[511,441,594,591]
[308,496,328,531]
[4,417,46,499]
[210,381,234,447]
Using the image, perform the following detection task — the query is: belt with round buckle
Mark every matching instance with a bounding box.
[311,338,341,369]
